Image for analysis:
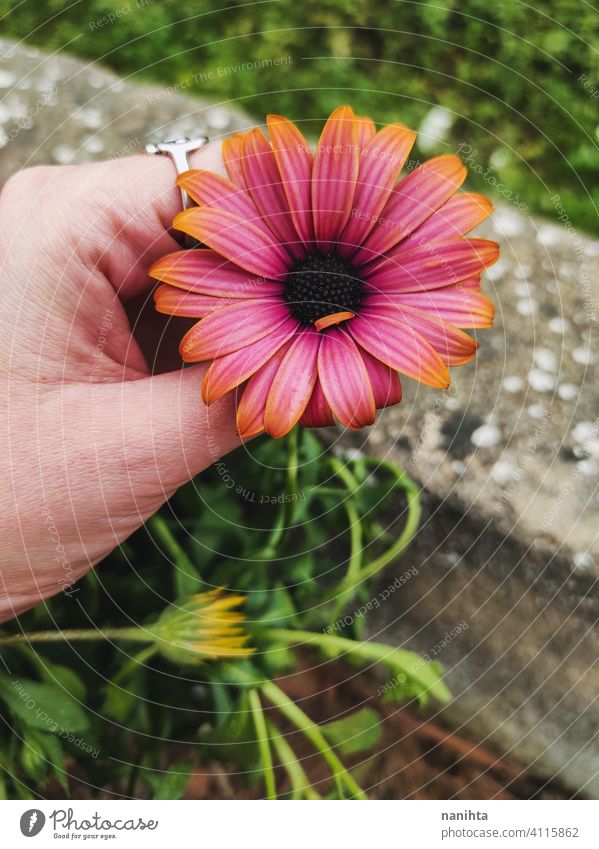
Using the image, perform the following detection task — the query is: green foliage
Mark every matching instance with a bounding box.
[1,0,597,230]
[0,430,444,799]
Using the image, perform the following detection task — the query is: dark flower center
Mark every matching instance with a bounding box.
[285,253,363,326]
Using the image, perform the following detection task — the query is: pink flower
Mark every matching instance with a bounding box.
[150,106,498,439]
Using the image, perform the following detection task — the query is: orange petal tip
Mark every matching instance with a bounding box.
[314,311,355,332]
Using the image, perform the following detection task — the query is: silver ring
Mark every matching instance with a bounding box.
[145,136,209,210]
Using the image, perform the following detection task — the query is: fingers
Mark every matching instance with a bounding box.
[0,141,227,303]
[94,366,242,510]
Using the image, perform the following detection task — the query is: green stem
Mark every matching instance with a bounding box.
[327,458,364,620]
[150,515,202,591]
[260,628,451,703]
[260,679,367,800]
[0,628,148,646]
[248,689,277,800]
[324,468,421,603]
[267,721,321,800]
[111,645,158,686]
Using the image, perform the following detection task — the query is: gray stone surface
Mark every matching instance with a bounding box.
[1,39,598,796]
[0,37,251,177]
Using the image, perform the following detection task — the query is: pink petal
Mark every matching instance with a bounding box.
[179,299,289,362]
[362,299,478,366]
[241,129,303,258]
[349,313,450,388]
[236,341,292,438]
[177,170,259,221]
[401,192,494,249]
[393,287,494,328]
[154,284,232,317]
[202,318,299,404]
[149,249,283,297]
[359,346,402,409]
[265,328,321,438]
[355,116,377,148]
[318,327,376,429]
[365,238,500,293]
[311,105,359,252]
[222,133,250,190]
[300,378,335,428]
[339,123,416,257]
[173,207,290,279]
[353,155,467,267]
[267,114,315,244]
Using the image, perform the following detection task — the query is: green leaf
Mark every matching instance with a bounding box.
[198,691,259,768]
[26,730,68,793]
[321,708,382,756]
[146,762,191,800]
[0,674,89,734]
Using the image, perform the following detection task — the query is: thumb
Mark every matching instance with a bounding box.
[96,366,242,513]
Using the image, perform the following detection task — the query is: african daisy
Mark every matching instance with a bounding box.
[150,105,498,439]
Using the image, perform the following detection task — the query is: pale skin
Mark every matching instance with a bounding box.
[0,142,243,623]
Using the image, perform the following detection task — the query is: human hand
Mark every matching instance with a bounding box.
[0,142,242,622]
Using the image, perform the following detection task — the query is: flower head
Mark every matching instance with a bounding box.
[154,589,254,664]
[150,106,498,438]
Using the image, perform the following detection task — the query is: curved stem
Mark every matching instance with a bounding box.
[260,628,451,703]
[248,689,276,800]
[267,721,321,800]
[260,679,367,800]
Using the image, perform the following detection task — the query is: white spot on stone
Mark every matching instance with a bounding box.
[486,259,508,282]
[471,423,501,448]
[77,107,103,129]
[533,348,557,372]
[452,459,466,475]
[537,225,563,247]
[83,136,104,154]
[517,298,537,315]
[548,316,569,334]
[572,421,596,444]
[557,383,578,401]
[0,69,16,88]
[528,369,556,392]
[503,375,525,393]
[573,552,592,570]
[206,107,231,131]
[528,403,547,419]
[494,208,525,237]
[577,458,598,477]
[52,144,76,164]
[491,460,517,485]
[572,346,595,365]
